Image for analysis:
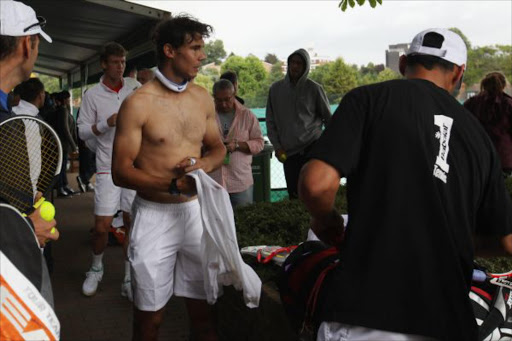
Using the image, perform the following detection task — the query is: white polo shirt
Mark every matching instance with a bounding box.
[77,77,140,171]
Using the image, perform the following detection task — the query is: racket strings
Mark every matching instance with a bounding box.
[0,118,60,213]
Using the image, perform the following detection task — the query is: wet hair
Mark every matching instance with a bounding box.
[212,79,234,95]
[0,35,37,61]
[152,14,213,66]
[17,77,45,103]
[220,71,238,85]
[480,72,507,97]
[100,42,126,63]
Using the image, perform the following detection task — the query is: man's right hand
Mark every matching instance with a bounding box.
[276,148,287,163]
[107,113,118,127]
[28,206,59,247]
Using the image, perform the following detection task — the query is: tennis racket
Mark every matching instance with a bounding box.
[473,269,512,289]
[0,116,62,216]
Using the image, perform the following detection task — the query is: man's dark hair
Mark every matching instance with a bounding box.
[152,14,213,66]
[0,35,37,61]
[17,78,45,103]
[0,36,18,61]
[55,90,71,101]
[212,79,234,95]
[406,54,455,72]
[220,71,238,85]
[100,42,126,63]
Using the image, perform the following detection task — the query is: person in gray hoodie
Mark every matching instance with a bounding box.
[266,48,331,199]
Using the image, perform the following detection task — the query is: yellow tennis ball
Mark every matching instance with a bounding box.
[279,153,287,162]
[39,201,55,222]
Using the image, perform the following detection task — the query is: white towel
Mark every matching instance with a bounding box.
[188,169,261,308]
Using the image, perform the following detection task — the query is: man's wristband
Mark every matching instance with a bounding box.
[168,178,180,195]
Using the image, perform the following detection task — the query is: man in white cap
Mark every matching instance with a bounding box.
[0,0,58,308]
[0,0,52,122]
[299,28,512,340]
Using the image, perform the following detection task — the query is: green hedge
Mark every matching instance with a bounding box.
[235,185,347,247]
[235,178,512,273]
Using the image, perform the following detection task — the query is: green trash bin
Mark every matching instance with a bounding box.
[252,142,274,202]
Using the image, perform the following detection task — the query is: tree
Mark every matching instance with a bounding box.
[193,74,215,94]
[376,68,400,82]
[221,55,269,108]
[268,61,284,84]
[264,53,279,65]
[38,74,60,93]
[203,39,227,65]
[323,58,358,102]
[310,59,358,103]
[338,0,382,12]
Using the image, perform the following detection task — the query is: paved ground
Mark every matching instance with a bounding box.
[50,173,190,341]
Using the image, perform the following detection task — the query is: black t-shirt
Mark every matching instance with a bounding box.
[309,79,512,340]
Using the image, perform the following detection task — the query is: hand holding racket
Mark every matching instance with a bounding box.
[0,116,62,246]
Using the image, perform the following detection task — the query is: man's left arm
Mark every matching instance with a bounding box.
[299,159,344,246]
[316,85,332,126]
[234,111,264,155]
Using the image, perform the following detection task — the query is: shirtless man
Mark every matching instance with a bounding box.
[112,16,225,341]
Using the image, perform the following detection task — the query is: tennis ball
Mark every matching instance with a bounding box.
[39,201,55,222]
[279,153,287,162]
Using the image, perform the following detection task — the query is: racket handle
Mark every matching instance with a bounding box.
[472,269,487,282]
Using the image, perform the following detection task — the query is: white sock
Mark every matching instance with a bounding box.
[92,253,103,270]
[124,261,131,282]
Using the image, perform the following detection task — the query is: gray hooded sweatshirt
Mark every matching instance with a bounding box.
[265,48,331,156]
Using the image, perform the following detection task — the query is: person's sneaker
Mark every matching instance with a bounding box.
[77,176,86,193]
[57,187,70,197]
[82,266,103,296]
[121,280,133,302]
[86,183,95,192]
[64,186,76,195]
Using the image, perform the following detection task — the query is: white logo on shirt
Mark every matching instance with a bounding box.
[433,115,453,183]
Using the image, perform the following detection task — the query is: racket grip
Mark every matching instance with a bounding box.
[472,269,487,282]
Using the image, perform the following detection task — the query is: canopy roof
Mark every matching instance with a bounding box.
[25,0,169,87]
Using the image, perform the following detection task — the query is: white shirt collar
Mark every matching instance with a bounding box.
[13,100,39,117]
[99,75,125,93]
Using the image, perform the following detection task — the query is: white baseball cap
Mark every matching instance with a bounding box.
[0,0,52,43]
[406,28,466,66]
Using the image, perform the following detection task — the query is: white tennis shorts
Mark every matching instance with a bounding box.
[129,196,205,311]
[120,187,136,213]
[94,172,121,216]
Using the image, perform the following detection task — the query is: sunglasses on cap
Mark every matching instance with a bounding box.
[23,16,46,33]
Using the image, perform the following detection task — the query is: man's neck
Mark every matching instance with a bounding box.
[102,75,123,90]
[159,64,187,85]
[406,67,455,94]
[0,59,23,94]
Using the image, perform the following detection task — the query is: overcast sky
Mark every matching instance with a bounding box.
[131,0,512,66]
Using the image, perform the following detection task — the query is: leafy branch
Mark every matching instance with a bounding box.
[339,0,382,12]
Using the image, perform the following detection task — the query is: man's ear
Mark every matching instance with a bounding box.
[453,65,465,85]
[398,55,407,76]
[163,43,175,59]
[21,36,32,59]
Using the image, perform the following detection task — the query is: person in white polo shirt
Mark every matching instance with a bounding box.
[77,42,140,300]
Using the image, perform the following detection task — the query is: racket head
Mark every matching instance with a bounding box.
[0,116,63,214]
